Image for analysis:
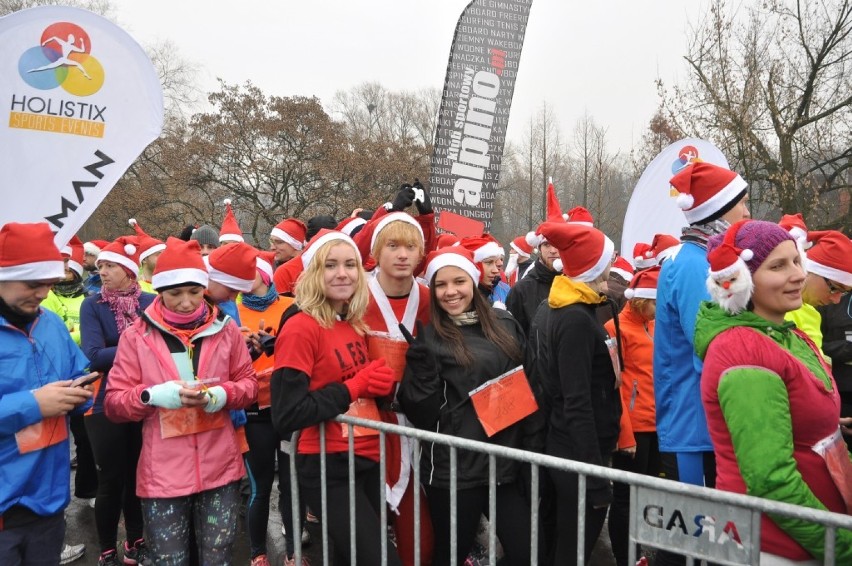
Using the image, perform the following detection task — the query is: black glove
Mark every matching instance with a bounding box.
[391,184,415,211]
[399,321,439,376]
[412,178,433,215]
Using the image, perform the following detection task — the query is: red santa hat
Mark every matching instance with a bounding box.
[219,199,245,243]
[510,235,533,258]
[804,231,852,287]
[651,233,680,263]
[270,218,307,250]
[336,217,368,237]
[459,234,504,263]
[0,222,65,281]
[632,242,657,269]
[424,247,480,285]
[532,222,614,282]
[97,236,140,277]
[300,229,359,270]
[369,212,424,252]
[565,206,594,226]
[545,180,564,223]
[128,218,166,263]
[84,239,110,257]
[256,251,275,284]
[152,238,209,290]
[60,236,86,277]
[778,213,810,251]
[436,233,460,249]
[204,241,257,292]
[624,266,661,300]
[671,162,748,225]
[610,255,635,282]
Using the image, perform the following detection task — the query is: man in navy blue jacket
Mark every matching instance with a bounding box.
[0,223,92,565]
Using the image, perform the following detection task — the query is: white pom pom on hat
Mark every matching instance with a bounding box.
[526,231,543,248]
[128,218,138,227]
[124,243,137,256]
[676,193,695,210]
[223,198,232,206]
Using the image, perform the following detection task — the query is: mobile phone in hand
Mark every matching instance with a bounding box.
[71,373,99,388]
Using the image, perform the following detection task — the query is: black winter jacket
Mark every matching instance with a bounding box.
[819,294,852,392]
[398,310,542,489]
[505,260,558,337]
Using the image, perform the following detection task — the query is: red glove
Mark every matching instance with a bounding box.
[365,361,396,397]
[343,360,378,401]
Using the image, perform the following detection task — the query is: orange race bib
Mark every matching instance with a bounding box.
[367,333,409,382]
[341,398,381,437]
[159,407,228,439]
[16,416,68,454]
[813,428,852,513]
[256,368,273,409]
[469,366,538,437]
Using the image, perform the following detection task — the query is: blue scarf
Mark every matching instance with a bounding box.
[241,284,278,312]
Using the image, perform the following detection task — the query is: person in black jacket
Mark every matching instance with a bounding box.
[398,247,540,566]
[819,292,852,450]
[526,222,621,566]
[505,232,561,336]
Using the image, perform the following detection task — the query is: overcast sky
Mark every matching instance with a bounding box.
[109,0,708,153]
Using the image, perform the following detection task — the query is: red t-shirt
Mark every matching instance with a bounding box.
[364,282,431,334]
[275,312,378,459]
[273,256,303,296]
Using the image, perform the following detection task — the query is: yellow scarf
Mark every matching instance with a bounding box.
[548,275,607,308]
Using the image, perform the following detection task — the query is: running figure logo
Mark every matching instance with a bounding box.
[18,22,104,96]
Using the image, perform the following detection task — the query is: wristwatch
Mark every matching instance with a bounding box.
[140,389,151,405]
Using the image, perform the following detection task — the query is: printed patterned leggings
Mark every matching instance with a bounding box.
[140,481,240,566]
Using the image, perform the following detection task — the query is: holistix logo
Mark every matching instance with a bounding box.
[9,21,107,138]
[669,145,704,197]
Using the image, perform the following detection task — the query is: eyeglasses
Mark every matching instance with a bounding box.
[824,277,851,296]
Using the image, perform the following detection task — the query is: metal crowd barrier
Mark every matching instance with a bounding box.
[285,414,852,566]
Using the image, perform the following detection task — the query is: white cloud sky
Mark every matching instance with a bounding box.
[109,0,708,153]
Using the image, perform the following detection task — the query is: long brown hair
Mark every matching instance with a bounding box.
[429,277,523,368]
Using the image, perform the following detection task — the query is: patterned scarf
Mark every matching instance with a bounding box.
[53,272,84,298]
[99,281,142,334]
[449,311,479,326]
[147,296,216,346]
[241,284,278,311]
[681,219,731,249]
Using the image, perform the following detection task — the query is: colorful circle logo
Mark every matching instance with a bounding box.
[671,145,702,174]
[18,22,104,96]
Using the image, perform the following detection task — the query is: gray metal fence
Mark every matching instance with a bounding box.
[284,414,852,566]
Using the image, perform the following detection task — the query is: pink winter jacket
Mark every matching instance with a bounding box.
[104,311,257,498]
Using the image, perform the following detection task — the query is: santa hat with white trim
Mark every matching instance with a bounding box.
[271,218,307,250]
[459,234,504,264]
[565,206,594,227]
[152,238,209,290]
[300,229,360,270]
[650,233,680,264]
[369,212,424,253]
[60,236,86,277]
[510,236,533,258]
[204,242,258,293]
[84,239,109,257]
[624,265,661,300]
[97,236,140,277]
[256,251,275,282]
[610,256,635,282]
[804,231,852,288]
[671,162,748,225]
[219,199,245,243]
[0,222,65,281]
[533,222,614,282]
[779,213,811,251]
[128,219,166,264]
[335,216,368,238]
[633,242,656,269]
[424,247,480,285]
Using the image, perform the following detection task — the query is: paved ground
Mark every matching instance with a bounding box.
[64,467,619,565]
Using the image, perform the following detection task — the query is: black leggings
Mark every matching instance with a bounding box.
[70,413,97,498]
[425,483,532,566]
[244,419,304,557]
[85,412,144,552]
[299,455,402,566]
[608,432,662,566]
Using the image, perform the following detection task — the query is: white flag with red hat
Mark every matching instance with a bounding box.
[621,139,728,263]
[0,6,163,247]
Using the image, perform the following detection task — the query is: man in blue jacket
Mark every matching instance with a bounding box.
[0,222,93,564]
[654,162,751,486]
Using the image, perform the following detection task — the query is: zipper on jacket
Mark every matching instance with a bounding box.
[629,380,638,412]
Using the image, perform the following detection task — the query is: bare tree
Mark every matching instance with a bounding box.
[660,0,852,230]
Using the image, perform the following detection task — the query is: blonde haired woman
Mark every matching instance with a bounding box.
[270,230,401,566]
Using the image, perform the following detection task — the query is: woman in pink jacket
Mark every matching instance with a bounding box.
[104,238,257,565]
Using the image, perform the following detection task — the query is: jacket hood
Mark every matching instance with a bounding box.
[548,274,607,308]
[694,301,797,360]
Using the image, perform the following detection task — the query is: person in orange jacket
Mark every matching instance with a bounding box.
[604,266,661,566]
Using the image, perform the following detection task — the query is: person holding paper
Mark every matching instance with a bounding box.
[104,237,257,565]
[0,223,93,565]
[398,247,539,566]
[270,230,401,566]
[525,222,621,566]
[80,236,155,566]
[697,220,851,562]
